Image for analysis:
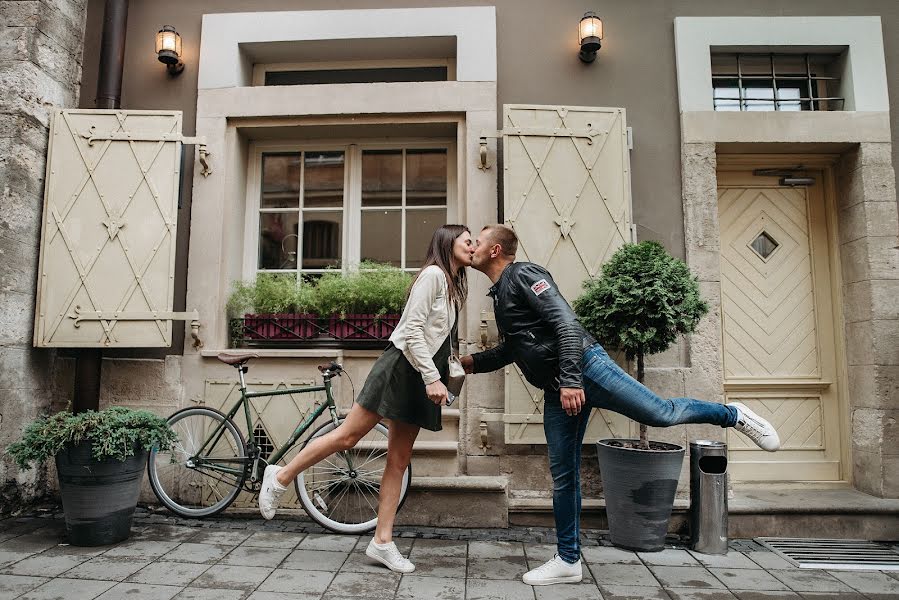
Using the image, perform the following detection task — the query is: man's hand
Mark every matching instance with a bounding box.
[560,387,585,417]
[460,354,474,374]
[426,380,449,405]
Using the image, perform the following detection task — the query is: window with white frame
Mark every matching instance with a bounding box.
[251,142,454,278]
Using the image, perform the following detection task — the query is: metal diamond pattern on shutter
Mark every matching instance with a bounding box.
[501,105,633,444]
[34,110,185,347]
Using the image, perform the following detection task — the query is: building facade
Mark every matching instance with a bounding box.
[3,1,898,533]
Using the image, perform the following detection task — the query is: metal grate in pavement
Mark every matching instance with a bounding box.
[756,537,899,571]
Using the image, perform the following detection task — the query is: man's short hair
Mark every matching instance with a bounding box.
[482,224,518,257]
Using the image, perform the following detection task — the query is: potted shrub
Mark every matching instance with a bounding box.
[8,406,177,546]
[227,273,320,343]
[317,262,410,340]
[574,241,709,551]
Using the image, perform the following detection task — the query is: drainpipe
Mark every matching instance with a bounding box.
[73,0,129,413]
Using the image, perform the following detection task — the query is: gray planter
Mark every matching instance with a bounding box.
[596,439,685,552]
[55,441,147,546]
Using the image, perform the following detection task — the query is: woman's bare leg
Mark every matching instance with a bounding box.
[373,419,419,544]
[275,403,382,487]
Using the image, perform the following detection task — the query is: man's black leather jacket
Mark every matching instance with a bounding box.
[471,262,596,390]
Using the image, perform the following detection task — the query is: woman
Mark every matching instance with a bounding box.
[258,224,473,573]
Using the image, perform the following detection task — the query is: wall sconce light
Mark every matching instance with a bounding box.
[578,11,603,63]
[155,25,184,75]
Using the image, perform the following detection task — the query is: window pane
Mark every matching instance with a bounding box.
[302,211,342,270]
[361,209,401,267]
[304,151,344,208]
[405,208,446,269]
[406,149,447,207]
[261,154,300,208]
[259,212,299,269]
[362,150,402,207]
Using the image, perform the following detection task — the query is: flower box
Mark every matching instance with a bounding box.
[328,314,401,340]
[243,313,321,341]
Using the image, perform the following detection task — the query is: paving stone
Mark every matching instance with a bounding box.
[689,552,760,570]
[409,539,468,559]
[0,574,50,597]
[465,578,537,600]
[650,566,726,589]
[582,546,643,565]
[0,549,90,577]
[395,574,465,600]
[103,541,182,559]
[590,562,659,586]
[247,592,313,600]
[794,593,866,600]
[710,568,790,591]
[256,567,334,595]
[171,587,246,600]
[241,531,304,549]
[131,526,199,543]
[158,543,234,565]
[297,534,359,553]
[61,556,151,581]
[281,549,350,571]
[94,582,183,600]
[767,570,854,593]
[353,536,413,554]
[468,541,526,560]
[639,550,700,567]
[189,565,273,591]
[219,545,291,568]
[406,555,467,578]
[323,571,400,599]
[17,577,117,600]
[339,550,399,574]
[826,569,899,594]
[467,557,529,580]
[599,585,670,600]
[186,531,251,546]
[126,562,210,586]
[523,544,560,563]
[745,553,794,570]
[0,533,62,553]
[533,582,603,599]
[665,589,738,600]
[0,549,39,568]
[730,592,802,600]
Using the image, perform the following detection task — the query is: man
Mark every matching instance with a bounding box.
[461,225,780,587]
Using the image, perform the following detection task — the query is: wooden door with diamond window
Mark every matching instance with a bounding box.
[718,171,843,481]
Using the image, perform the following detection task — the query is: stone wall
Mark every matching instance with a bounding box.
[0,0,88,512]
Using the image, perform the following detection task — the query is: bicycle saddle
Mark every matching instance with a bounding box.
[217,352,258,366]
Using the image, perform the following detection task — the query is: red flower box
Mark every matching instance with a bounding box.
[328,314,401,340]
[243,313,320,340]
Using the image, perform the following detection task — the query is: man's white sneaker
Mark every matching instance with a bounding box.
[731,402,781,452]
[365,539,415,573]
[522,554,582,586]
[258,465,288,520]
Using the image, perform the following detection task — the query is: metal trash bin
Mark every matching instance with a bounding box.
[690,440,728,555]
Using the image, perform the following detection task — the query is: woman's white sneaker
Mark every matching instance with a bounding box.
[365,539,416,573]
[731,402,781,452]
[258,465,287,520]
[522,554,582,585]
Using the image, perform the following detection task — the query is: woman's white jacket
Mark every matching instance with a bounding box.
[389,265,456,385]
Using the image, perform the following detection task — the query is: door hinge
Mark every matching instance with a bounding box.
[626,126,634,150]
[68,307,204,348]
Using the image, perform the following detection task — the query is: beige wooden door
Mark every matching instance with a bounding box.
[501,104,633,444]
[718,171,843,481]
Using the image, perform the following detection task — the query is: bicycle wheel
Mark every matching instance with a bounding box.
[296,419,411,534]
[148,406,248,518]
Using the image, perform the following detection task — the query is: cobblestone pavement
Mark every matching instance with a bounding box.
[0,507,897,599]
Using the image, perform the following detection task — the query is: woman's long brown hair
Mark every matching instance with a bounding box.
[410,224,470,307]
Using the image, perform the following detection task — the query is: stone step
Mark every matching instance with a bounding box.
[415,407,460,442]
[397,476,509,528]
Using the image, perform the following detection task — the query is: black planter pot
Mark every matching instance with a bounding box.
[596,439,685,552]
[55,441,147,546]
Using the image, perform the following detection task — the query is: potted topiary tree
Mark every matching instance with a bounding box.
[574,240,709,551]
[8,406,176,546]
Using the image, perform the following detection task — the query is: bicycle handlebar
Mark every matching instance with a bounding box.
[317,362,343,375]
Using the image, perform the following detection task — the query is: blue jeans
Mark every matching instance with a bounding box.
[543,343,738,563]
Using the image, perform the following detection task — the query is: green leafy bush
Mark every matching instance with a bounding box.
[574,241,708,448]
[8,406,177,470]
[226,273,317,317]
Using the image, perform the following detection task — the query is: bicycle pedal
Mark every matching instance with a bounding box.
[313,491,328,512]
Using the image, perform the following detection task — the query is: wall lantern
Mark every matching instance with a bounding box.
[155,25,184,75]
[578,12,603,63]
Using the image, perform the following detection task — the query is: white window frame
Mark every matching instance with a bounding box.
[243,138,458,279]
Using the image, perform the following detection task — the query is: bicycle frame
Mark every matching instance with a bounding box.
[193,365,343,482]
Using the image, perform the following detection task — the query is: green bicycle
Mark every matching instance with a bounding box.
[148,353,411,533]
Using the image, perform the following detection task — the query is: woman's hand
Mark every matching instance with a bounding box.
[426,380,449,405]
